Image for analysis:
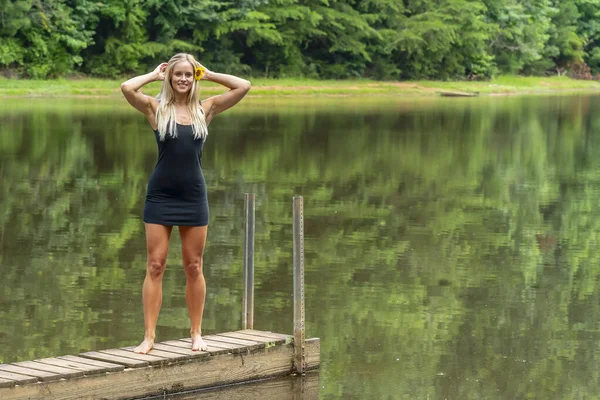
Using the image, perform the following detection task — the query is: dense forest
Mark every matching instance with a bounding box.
[1,0,600,80]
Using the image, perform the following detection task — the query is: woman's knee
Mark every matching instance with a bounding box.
[184,258,203,280]
[147,257,167,279]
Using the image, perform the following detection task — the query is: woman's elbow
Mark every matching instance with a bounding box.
[242,80,251,93]
[120,82,131,94]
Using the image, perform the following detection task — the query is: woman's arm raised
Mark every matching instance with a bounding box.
[201,68,251,122]
[120,63,166,122]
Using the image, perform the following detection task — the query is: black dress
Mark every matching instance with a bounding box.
[143,123,209,226]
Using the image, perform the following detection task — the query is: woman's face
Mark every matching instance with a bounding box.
[170,61,194,95]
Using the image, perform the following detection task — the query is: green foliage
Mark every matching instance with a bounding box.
[540,0,585,75]
[578,0,600,74]
[0,0,98,77]
[0,37,24,66]
[484,0,552,74]
[0,0,32,36]
[392,0,496,79]
[0,0,599,79]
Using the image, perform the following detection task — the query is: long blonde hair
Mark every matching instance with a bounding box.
[155,53,208,141]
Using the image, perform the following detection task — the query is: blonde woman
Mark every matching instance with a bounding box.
[121,53,250,354]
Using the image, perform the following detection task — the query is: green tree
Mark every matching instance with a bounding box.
[0,0,97,77]
[484,0,554,74]
[393,0,496,79]
[578,0,600,74]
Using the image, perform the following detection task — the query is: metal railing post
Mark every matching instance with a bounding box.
[293,196,306,373]
[242,193,255,330]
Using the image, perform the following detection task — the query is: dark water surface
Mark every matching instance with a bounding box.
[1,94,600,399]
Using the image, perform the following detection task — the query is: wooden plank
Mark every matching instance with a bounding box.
[57,356,124,372]
[0,364,60,382]
[175,338,242,352]
[217,332,265,343]
[305,338,320,370]
[211,334,262,345]
[79,351,149,368]
[34,357,117,376]
[120,347,193,364]
[0,369,40,386]
[0,378,15,389]
[199,338,242,350]
[98,349,167,366]
[131,348,189,363]
[160,339,196,349]
[241,330,293,342]
[181,337,249,354]
[152,343,211,358]
[1,337,320,400]
[151,343,196,355]
[206,335,265,351]
[13,360,84,379]
[220,331,285,346]
[99,348,166,362]
[161,340,232,356]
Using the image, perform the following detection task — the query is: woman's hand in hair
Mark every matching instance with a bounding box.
[121,64,165,128]
[153,63,168,81]
[197,63,211,81]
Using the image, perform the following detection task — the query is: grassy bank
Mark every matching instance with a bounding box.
[0,75,599,97]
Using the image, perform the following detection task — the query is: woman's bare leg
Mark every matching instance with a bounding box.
[179,225,208,351]
[134,223,172,354]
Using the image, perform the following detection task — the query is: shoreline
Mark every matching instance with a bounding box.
[0,76,599,98]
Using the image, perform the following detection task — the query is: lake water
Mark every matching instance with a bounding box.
[1,94,600,399]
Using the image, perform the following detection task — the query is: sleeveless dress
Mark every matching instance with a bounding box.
[143,123,209,226]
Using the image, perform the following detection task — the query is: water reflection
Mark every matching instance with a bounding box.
[1,95,600,398]
[163,374,319,399]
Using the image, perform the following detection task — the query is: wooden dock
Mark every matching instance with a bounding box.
[0,329,320,399]
[0,195,317,399]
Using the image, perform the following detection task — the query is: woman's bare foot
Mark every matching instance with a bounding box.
[191,333,208,351]
[134,338,154,354]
